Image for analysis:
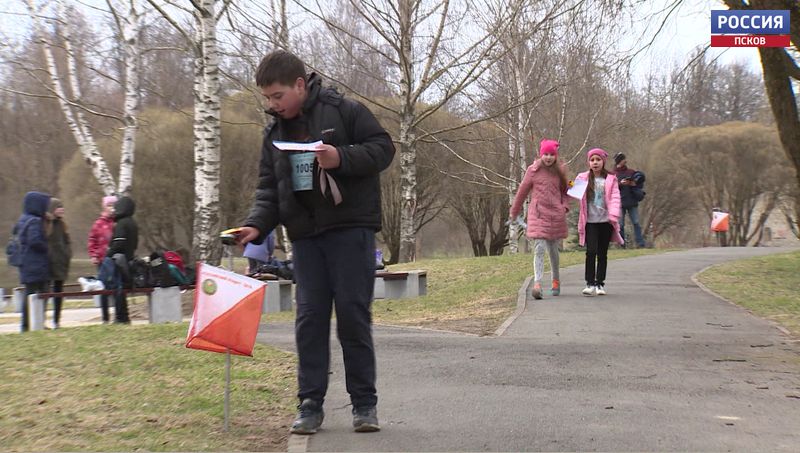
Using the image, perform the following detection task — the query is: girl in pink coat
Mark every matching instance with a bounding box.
[576,148,624,296]
[509,139,569,299]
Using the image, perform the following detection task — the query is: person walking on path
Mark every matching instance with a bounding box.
[12,191,51,332]
[46,198,72,329]
[509,139,570,299]
[613,152,646,248]
[105,196,138,324]
[236,50,395,435]
[88,195,116,323]
[576,148,623,296]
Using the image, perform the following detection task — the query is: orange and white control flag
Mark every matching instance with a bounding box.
[711,212,730,233]
[186,263,266,356]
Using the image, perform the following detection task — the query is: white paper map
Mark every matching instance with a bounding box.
[567,178,588,200]
[273,140,323,151]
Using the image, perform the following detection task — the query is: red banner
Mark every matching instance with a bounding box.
[711,35,790,48]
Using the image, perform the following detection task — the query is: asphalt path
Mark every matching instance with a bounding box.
[257,247,800,452]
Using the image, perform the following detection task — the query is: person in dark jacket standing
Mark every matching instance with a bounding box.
[106,196,138,324]
[46,198,72,329]
[237,50,395,435]
[12,191,51,332]
[613,153,647,248]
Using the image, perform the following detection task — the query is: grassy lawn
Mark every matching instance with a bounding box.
[697,250,800,337]
[260,249,666,335]
[0,323,296,451]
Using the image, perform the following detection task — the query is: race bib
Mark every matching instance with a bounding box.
[289,152,315,191]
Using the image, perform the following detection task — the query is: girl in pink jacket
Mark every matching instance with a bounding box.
[509,139,569,299]
[576,148,624,296]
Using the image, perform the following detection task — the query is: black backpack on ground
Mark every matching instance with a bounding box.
[148,251,181,287]
[129,258,151,288]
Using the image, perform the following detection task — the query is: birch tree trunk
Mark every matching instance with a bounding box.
[26,0,118,195]
[191,0,223,264]
[397,0,417,263]
[115,0,143,196]
[507,124,519,254]
[398,113,417,263]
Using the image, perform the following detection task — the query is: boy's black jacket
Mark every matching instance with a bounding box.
[245,74,395,243]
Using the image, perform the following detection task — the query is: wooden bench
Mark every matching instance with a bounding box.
[25,285,194,330]
[374,270,427,300]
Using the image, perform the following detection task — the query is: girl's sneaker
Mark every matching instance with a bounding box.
[581,285,596,296]
[595,285,606,296]
[551,280,560,296]
[532,282,543,300]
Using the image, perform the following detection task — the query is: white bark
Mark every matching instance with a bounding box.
[191,0,222,264]
[114,0,143,196]
[507,114,519,254]
[395,0,416,263]
[145,0,225,263]
[26,0,118,195]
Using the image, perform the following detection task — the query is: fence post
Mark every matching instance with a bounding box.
[13,287,24,313]
[28,293,45,331]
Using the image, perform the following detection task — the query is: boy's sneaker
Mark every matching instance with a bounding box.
[595,285,606,296]
[551,279,560,296]
[531,282,543,300]
[290,399,324,434]
[581,285,596,296]
[352,405,380,432]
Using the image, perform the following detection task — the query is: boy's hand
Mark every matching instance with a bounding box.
[237,227,260,245]
[315,144,341,169]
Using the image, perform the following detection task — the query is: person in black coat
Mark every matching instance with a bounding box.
[46,198,72,329]
[106,196,138,323]
[237,50,395,434]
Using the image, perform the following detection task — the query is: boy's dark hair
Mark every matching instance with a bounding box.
[255,50,307,87]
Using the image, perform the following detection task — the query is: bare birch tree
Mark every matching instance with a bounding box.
[145,0,232,263]
[23,0,116,195]
[108,0,144,195]
[20,0,144,196]
[299,0,531,262]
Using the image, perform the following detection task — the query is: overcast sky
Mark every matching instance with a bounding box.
[625,0,761,80]
[1,0,763,80]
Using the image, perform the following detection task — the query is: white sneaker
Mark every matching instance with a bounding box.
[582,285,596,296]
[595,285,606,296]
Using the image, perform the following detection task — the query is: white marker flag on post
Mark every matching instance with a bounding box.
[185,263,267,431]
[186,263,266,356]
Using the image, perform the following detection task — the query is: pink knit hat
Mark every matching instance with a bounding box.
[102,195,118,207]
[587,148,608,162]
[539,139,559,157]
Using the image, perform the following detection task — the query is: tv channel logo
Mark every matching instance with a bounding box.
[710,10,790,47]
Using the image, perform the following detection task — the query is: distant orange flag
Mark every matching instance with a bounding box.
[711,212,730,233]
[186,263,266,356]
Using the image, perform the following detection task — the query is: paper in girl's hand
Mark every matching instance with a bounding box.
[567,178,588,200]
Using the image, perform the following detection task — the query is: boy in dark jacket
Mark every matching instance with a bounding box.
[106,196,138,323]
[237,50,395,434]
[614,153,647,248]
[12,191,51,332]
